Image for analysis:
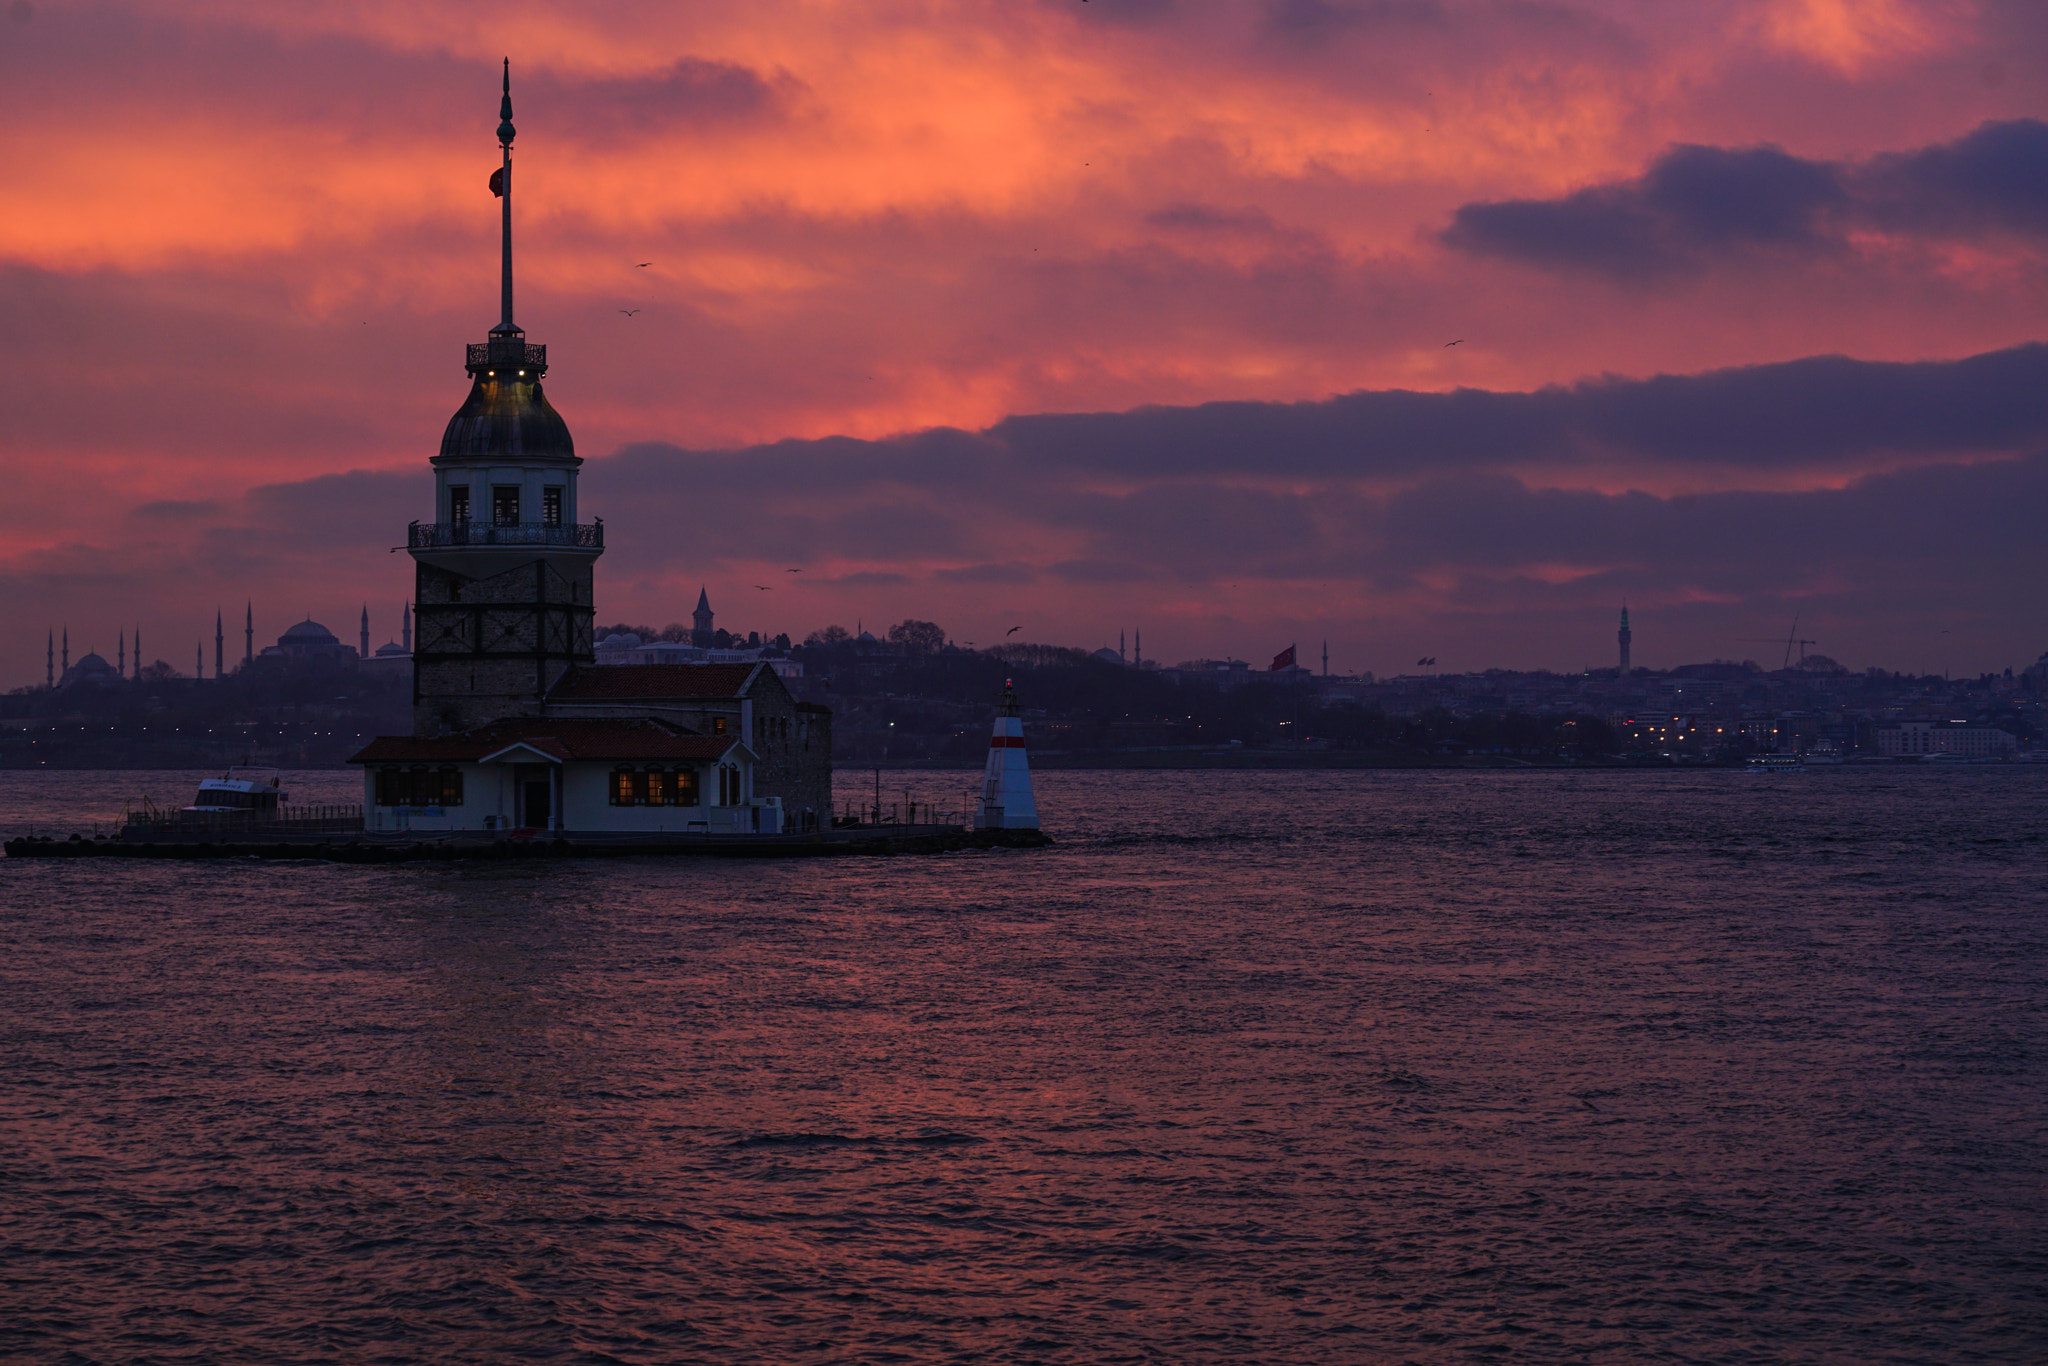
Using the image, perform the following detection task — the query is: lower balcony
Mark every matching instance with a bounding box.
[409,520,603,550]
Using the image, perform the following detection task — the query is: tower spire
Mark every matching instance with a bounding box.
[494,58,518,336]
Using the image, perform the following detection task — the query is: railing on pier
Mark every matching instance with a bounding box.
[834,800,960,829]
[408,520,602,550]
[119,803,365,841]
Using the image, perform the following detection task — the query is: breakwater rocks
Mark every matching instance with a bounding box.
[4,826,1053,863]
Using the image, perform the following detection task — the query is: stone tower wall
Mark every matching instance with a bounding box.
[413,554,595,735]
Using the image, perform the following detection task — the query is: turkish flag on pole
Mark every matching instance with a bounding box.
[1270,644,1296,671]
[489,167,506,198]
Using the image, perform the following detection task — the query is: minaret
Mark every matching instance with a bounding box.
[1119,628,1125,663]
[409,60,600,735]
[134,627,141,679]
[976,679,1040,830]
[1618,605,1632,675]
[692,587,715,648]
[215,609,224,678]
[46,629,53,688]
[62,626,68,673]
[401,601,411,653]
[118,630,125,676]
[244,602,253,666]
[1322,639,1329,677]
[360,605,370,660]
[1134,627,1141,669]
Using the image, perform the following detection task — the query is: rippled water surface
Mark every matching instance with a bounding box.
[4,768,2045,1363]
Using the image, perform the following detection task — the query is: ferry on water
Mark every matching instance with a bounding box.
[1745,753,1802,772]
[184,767,288,816]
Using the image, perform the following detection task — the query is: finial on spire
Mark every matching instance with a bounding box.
[498,58,516,146]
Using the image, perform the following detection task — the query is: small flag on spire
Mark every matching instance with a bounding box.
[1270,644,1296,672]
[489,167,505,197]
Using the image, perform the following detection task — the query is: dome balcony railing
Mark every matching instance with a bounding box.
[409,519,602,550]
[466,340,548,373]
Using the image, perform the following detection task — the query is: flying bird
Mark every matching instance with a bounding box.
[754,585,772,591]
[619,309,639,316]
[1006,626,1023,636]
[787,568,803,572]
[1443,339,1464,347]
[636,262,652,267]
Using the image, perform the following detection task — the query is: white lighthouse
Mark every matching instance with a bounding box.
[976,681,1039,830]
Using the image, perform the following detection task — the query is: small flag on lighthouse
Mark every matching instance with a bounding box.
[1270,644,1296,671]
[489,167,506,198]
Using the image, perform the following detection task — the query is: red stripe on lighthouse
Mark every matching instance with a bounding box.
[988,736,1027,748]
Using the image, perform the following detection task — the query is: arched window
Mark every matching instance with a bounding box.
[611,767,635,806]
[674,767,700,806]
[645,769,669,805]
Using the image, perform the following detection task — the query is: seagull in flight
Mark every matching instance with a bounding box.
[787,567,803,572]
[636,262,653,267]
[753,584,772,591]
[1006,625,1023,636]
[1443,339,1464,347]
[619,309,640,316]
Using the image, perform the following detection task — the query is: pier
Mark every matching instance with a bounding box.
[4,823,1050,862]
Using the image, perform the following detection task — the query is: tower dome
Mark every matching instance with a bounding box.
[439,360,576,459]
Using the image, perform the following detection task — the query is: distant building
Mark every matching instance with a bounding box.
[1618,606,1632,674]
[1874,721,2016,758]
[692,587,716,649]
[258,619,360,665]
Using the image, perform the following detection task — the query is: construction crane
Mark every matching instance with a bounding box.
[1738,615,1818,670]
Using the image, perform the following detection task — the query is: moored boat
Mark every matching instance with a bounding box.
[184,767,288,815]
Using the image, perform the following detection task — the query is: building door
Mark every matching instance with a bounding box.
[521,779,551,829]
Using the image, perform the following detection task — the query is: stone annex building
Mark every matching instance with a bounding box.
[349,67,830,835]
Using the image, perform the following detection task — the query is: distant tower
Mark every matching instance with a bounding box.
[215,609,224,678]
[118,630,125,677]
[196,640,202,679]
[62,626,69,673]
[244,601,253,666]
[409,62,599,735]
[976,679,1040,830]
[134,627,141,679]
[46,628,53,688]
[401,601,411,653]
[692,587,715,648]
[360,605,370,660]
[1119,628,1125,664]
[1134,627,1141,668]
[1618,606,1632,675]
[1322,639,1329,677]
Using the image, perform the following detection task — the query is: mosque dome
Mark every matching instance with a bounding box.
[440,372,576,461]
[374,640,410,658]
[75,652,112,672]
[281,619,339,646]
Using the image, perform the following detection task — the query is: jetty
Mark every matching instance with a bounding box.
[4,822,1051,863]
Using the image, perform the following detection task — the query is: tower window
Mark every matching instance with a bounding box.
[543,487,562,527]
[449,486,470,523]
[493,485,520,525]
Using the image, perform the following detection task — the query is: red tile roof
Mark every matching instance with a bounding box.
[548,664,758,700]
[349,716,742,765]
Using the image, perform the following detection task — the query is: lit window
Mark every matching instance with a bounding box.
[449,486,470,524]
[543,487,562,527]
[492,485,520,526]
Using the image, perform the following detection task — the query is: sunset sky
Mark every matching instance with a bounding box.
[7,0,2048,684]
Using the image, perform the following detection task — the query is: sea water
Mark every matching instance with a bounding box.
[2,767,2044,1363]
